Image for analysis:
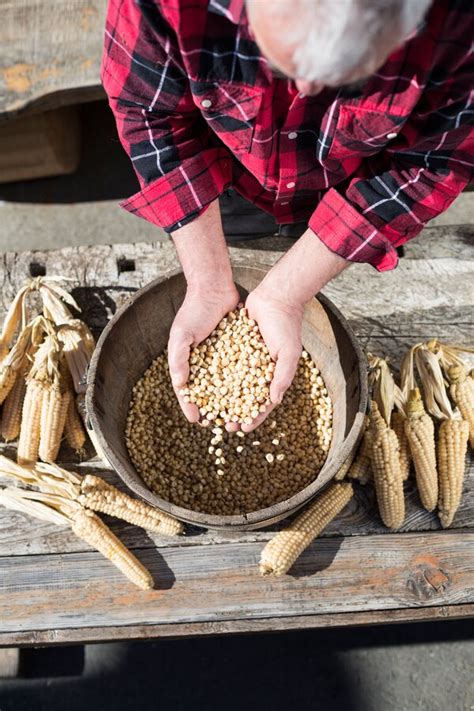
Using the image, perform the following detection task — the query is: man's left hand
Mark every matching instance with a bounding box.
[242,228,350,431]
[243,285,303,433]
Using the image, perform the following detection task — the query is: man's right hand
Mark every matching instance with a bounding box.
[168,199,238,423]
[168,282,240,423]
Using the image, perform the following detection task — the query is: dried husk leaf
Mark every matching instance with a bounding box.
[0,486,76,525]
[415,347,454,420]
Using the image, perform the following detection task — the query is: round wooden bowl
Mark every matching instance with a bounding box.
[86,266,367,530]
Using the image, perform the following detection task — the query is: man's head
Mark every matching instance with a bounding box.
[247,0,432,95]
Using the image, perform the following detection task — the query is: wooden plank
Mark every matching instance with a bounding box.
[1,531,473,638]
[0,0,105,119]
[1,604,472,647]
[0,106,80,182]
[0,459,472,555]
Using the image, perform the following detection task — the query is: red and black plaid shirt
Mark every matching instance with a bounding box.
[102,0,473,271]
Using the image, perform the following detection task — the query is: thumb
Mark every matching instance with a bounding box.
[168,324,200,424]
[270,346,300,405]
[167,324,192,388]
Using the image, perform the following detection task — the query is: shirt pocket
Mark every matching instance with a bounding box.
[326,104,406,162]
[192,81,262,153]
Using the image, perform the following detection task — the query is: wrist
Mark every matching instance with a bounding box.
[259,229,349,308]
[172,199,235,296]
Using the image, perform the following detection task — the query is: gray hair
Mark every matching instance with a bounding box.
[247,0,432,86]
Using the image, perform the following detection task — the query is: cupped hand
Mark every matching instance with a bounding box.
[168,283,240,423]
[243,286,303,432]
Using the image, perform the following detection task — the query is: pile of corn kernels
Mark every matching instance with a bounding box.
[125,351,333,516]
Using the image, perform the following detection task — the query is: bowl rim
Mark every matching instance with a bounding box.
[86,266,368,529]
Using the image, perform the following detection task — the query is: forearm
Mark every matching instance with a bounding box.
[171,199,234,293]
[255,228,349,307]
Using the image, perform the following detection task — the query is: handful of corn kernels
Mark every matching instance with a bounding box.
[180,307,275,426]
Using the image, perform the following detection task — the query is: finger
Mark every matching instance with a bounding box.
[171,380,200,423]
[225,421,240,432]
[241,401,277,433]
[168,325,200,423]
[269,347,300,405]
[167,325,191,389]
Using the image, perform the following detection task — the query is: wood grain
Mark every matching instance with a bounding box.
[0,0,105,118]
[0,531,472,642]
[3,604,472,647]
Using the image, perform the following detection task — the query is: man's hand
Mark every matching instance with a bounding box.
[243,287,303,432]
[243,228,349,431]
[168,283,240,422]
[168,199,238,423]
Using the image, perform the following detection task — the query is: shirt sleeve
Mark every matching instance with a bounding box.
[309,71,473,272]
[101,0,233,232]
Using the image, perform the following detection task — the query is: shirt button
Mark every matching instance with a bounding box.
[281,201,289,205]
[387,132,397,140]
[286,182,296,189]
[288,132,298,139]
[201,99,212,109]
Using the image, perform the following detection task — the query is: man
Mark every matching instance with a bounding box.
[102,0,473,432]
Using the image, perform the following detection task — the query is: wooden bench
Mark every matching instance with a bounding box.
[0,227,472,647]
[0,0,104,120]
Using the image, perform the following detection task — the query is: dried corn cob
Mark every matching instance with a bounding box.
[404,388,438,512]
[259,481,353,576]
[391,410,411,481]
[0,323,34,405]
[0,457,184,537]
[17,380,45,463]
[369,403,405,529]
[65,395,87,453]
[0,366,17,406]
[347,415,372,485]
[39,388,71,462]
[0,483,154,590]
[437,418,469,528]
[1,368,27,441]
[71,508,154,590]
[78,474,184,536]
[447,365,474,449]
[334,452,355,481]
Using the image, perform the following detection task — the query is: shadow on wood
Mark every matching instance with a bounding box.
[288,536,344,578]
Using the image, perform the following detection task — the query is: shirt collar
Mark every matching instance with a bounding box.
[208,0,245,24]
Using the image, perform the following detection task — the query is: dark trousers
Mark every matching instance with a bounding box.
[219,190,307,242]
[220,188,406,257]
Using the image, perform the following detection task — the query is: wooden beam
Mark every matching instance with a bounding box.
[0,531,472,642]
[0,0,105,118]
[0,106,80,183]
[1,604,472,647]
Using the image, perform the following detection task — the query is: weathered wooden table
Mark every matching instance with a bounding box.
[0,227,472,647]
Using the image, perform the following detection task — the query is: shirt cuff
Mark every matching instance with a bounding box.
[309,188,399,272]
[120,148,233,232]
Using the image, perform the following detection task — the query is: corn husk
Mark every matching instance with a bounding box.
[367,353,396,425]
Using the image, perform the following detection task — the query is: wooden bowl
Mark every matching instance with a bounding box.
[86,266,367,530]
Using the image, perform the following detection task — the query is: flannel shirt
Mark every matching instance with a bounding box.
[102,0,473,271]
